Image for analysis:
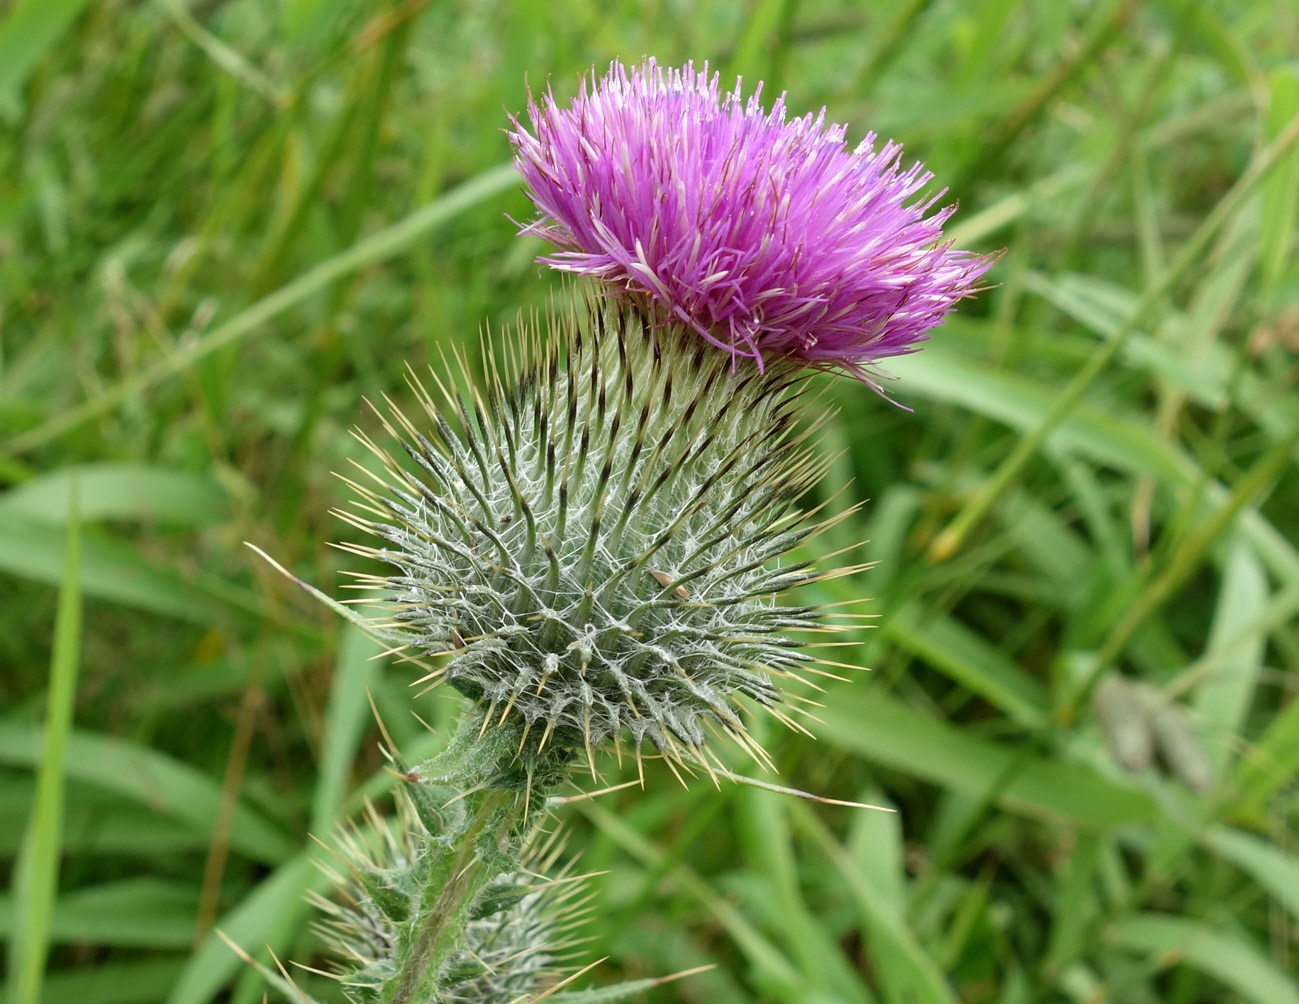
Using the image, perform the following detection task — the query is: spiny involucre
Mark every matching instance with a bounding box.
[510,57,995,390]
[337,300,854,773]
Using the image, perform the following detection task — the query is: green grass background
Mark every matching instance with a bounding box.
[3,1,1299,1001]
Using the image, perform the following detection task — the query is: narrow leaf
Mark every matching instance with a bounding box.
[6,485,80,1004]
[0,725,294,865]
[816,685,1156,827]
[1111,913,1299,1004]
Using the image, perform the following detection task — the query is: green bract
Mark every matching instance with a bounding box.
[340,296,849,773]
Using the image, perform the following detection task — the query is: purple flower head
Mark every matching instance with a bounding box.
[509,57,995,390]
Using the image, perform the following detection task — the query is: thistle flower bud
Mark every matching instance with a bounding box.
[313,796,588,1003]
[338,299,845,773]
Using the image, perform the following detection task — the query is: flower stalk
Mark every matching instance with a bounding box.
[389,784,517,1004]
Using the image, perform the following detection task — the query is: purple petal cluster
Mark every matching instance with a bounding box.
[509,57,994,386]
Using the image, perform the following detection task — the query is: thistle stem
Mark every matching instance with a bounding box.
[388,785,518,1004]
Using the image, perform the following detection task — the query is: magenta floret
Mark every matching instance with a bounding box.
[509,57,994,388]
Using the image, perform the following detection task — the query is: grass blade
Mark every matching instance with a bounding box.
[0,726,294,866]
[0,513,261,624]
[1203,826,1299,926]
[0,879,197,949]
[885,604,1048,728]
[578,801,807,1001]
[6,483,81,1004]
[3,163,517,457]
[791,802,960,1004]
[41,958,186,1004]
[1110,913,1299,1004]
[1193,540,1267,773]
[1259,67,1299,292]
[0,464,230,527]
[815,685,1156,827]
[165,854,320,1004]
[310,624,381,834]
[929,107,1299,562]
[0,0,93,110]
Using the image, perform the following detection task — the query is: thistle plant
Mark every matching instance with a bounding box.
[254,56,990,1003]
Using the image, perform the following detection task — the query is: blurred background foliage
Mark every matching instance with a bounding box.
[3,0,1299,1002]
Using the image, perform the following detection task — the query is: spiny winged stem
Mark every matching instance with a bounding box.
[388,786,515,1004]
[374,709,570,1004]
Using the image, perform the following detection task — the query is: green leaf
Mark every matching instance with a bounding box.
[1045,832,1101,973]
[792,803,960,1004]
[6,163,519,457]
[0,464,230,526]
[846,790,904,915]
[892,343,1187,482]
[945,164,1090,247]
[1021,272,1225,406]
[0,879,196,949]
[6,488,80,1004]
[0,0,93,113]
[1194,539,1267,773]
[724,0,790,82]
[578,801,807,1002]
[0,780,209,857]
[1260,67,1299,292]
[0,725,294,865]
[0,512,260,624]
[1109,913,1299,1004]
[1233,694,1299,818]
[815,685,1156,827]
[893,342,1299,590]
[736,790,874,1004]
[885,604,1049,728]
[310,624,381,834]
[41,958,187,1004]
[923,105,1299,560]
[166,854,322,1004]
[282,0,345,46]
[996,488,1091,593]
[1203,826,1299,927]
